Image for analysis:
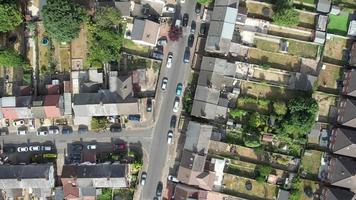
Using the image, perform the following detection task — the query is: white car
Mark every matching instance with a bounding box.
[17,147,28,152]
[29,146,40,151]
[173,97,180,113]
[168,175,179,183]
[167,130,173,144]
[180,0,185,3]
[49,128,59,134]
[17,130,27,135]
[87,145,97,150]
[13,120,24,127]
[161,77,168,90]
[166,53,173,68]
[163,5,175,13]
[37,131,48,136]
[28,119,35,130]
[41,146,52,151]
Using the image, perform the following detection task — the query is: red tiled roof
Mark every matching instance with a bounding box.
[44,95,60,106]
[63,183,80,199]
[1,108,18,119]
[46,84,60,95]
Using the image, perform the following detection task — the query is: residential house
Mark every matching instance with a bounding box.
[31,95,64,119]
[131,0,164,19]
[72,90,139,125]
[71,70,103,94]
[173,183,239,200]
[184,121,213,154]
[0,164,55,199]
[131,19,160,46]
[330,128,356,158]
[316,0,331,13]
[349,42,356,67]
[277,189,290,200]
[109,72,134,100]
[63,81,72,116]
[0,96,33,119]
[342,70,356,97]
[348,20,356,37]
[320,186,356,200]
[337,98,356,128]
[96,0,133,18]
[205,0,239,54]
[314,15,328,44]
[327,156,356,190]
[61,163,129,189]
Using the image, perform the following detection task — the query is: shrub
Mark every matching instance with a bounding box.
[273,101,287,116]
[0,1,22,33]
[91,117,109,131]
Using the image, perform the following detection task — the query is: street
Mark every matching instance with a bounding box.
[141,0,198,199]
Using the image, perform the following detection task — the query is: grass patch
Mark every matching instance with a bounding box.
[301,150,322,176]
[317,63,342,92]
[59,48,70,72]
[323,35,349,65]
[246,1,274,18]
[288,40,319,58]
[328,14,349,36]
[313,92,337,123]
[297,10,316,28]
[254,37,280,52]
[297,0,315,4]
[223,174,278,200]
[123,39,151,57]
[248,48,300,72]
[300,179,320,200]
[237,96,272,113]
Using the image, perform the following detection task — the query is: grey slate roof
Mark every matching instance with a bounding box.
[180,150,206,172]
[109,74,133,100]
[191,100,227,120]
[317,0,331,13]
[114,1,131,17]
[338,98,356,128]
[277,189,290,200]
[329,156,356,190]
[214,0,239,7]
[184,121,213,154]
[197,71,235,89]
[317,15,328,31]
[62,163,127,178]
[332,128,356,158]
[322,187,356,200]
[200,57,237,76]
[343,70,356,97]
[349,43,356,67]
[194,85,220,104]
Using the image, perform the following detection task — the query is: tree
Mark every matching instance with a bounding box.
[168,26,182,41]
[0,49,27,67]
[273,101,287,116]
[42,0,85,42]
[248,112,264,128]
[91,117,109,131]
[257,165,273,177]
[272,8,299,26]
[197,0,213,5]
[0,1,22,33]
[229,108,248,120]
[87,7,124,66]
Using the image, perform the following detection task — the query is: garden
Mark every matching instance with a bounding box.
[327,14,350,36]
[317,63,342,93]
[312,92,337,123]
[123,39,151,57]
[323,35,349,65]
[287,39,319,59]
[98,188,134,200]
[300,150,322,179]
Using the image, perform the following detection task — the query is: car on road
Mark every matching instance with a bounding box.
[3,146,16,153]
[200,23,207,35]
[170,115,177,129]
[146,98,152,112]
[157,37,168,46]
[166,52,173,68]
[87,144,97,150]
[17,130,27,135]
[41,146,52,151]
[151,51,164,60]
[110,125,122,133]
[190,21,196,33]
[156,182,163,197]
[183,48,190,64]
[195,2,201,14]
[182,13,189,27]
[173,97,180,113]
[180,0,185,3]
[78,126,88,134]
[49,126,59,134]
[176,83,183,96]
[141,172,147,185]
[113,143,126,151]
[28,119,35,130]
[168,175,180,183]
[29,146,40,151]
[72,143,84,151]
[13,120,24,127]
[163,5,175,13]
[167,130,173,144]
[188,34,195,48]
[161,77,168,90]
[0,128,9,136]
[62,126,73,134]
[37,130,48,136]
[17,146,28,152]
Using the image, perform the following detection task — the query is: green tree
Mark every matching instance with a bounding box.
[0,1,22,33]
[0,49,27,67]
[229,108,248,120]
[91,117,109,131]
[87,7,124,66]
[273,101,287,116]
[197,0,213,5]
[42,0,85,42]
[272,8,299,26]
[257,165,273,177]
[248,112,264,128]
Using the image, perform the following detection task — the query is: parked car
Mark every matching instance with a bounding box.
[28,119,35,130]
[176,83,183,96]
[128,115,140,122]
[49,126,59,134]
[17,130,27,135]
[62,126,73,134]
[190,21,196,33]
[41,146,52,151]
[72,143,84,152]
[78,126,88,134]
[151,51,164,60]
[113,143,126,151]
[200,23,207,35]
[37,130,48,136]
[141,172,147,185]
[166,52,173,68]
[167,130,173,144]
[156,182,163,197]
[163,5,175,13]
[180,0,185,3]
[157,37,168,46]
[188,34,195,48]
[161,77,168,90]
[29,146,40,151]
[4,119,9,127]
[170,115,177,129]
[13,120,24,127]
[3,146,16,153]
[168,175,180,183]
[146,98,153,112]
[183,48,190,63]
[87,144,97,150]
[108,116,119,123]
[110,125,122,133]
[173,97,180,113]
[195,2,201,14]
[0,128,9,136]
[175,19,182,28]
[17,146,28,152]
[182,13,189,27]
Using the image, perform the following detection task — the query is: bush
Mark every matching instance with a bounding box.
[168,26,182,41]
[0,49,28,68]
[229,108,248,119]
[272,8,299,26]
[91,117,109,131]
[197,0,213,5]
[0,1,22,33]
[257,165,273,177]
[273,101,287,116]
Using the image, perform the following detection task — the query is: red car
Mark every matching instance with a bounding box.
[113,143,126,151]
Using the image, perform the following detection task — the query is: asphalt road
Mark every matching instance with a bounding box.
[141,0,198,199]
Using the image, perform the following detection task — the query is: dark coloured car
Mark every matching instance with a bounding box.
[190,20,196,33]
[200,23,207,35]
[182,13,189,27]
[3,146,16,153]
[72,143,84,152]
[78,126,88,134]
[183,48,190,63]
[113,143,126,151]
[128,115,141,122]
[195,2,201,14]
[188,34,194,48]
[0,128,9,136]
[62,126,73,134]
[110,125,122,133]
[170,115,177,129]
[156,182,163,197]
[151,51,164,60]
[146,98,153,112]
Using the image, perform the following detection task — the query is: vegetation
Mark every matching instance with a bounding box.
[87,7,124,67]
[42,0,86,42]
[327,14,349,36]
[197,0,213,5]
[272,0,299,26]
[98,188,112,200]
[91,117,109,131]
[0,1,22,32]
[168,26,183,41]
[273,101,287,116]
[0,49,28,68]
[183,74,198,114]
[229,108,248,120]
[289,176,302,200]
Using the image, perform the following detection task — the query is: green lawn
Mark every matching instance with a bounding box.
[301,150,322,176]
[296,0,315,4]
[328,14,349,36]
[288,40,319,58]
[254,37,280,52]
[123,39,151,57]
